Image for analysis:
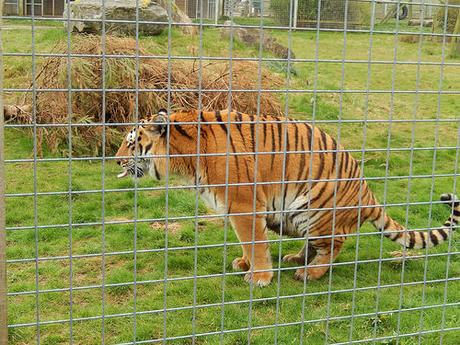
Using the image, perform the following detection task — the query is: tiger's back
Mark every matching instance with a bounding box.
[165,110,376,238]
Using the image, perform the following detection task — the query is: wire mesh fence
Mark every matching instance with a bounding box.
[1,0,460,344]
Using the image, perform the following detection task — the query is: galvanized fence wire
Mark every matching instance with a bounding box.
[416,3,445,343]
[30,4,40,342]
[64,0,74,341]
[379,1,407,342]
[394,2,426,342]
[0,10,6,345]
[2,0,460,344]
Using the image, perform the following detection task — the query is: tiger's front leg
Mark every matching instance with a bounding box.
[230,213,273,287]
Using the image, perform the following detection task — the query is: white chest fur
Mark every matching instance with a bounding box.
[200,188,226,213]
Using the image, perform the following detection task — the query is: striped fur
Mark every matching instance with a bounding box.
[116,109,459,286]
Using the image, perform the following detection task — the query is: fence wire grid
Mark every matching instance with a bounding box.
[1,0,460,344]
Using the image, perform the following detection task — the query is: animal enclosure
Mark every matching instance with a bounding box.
[1,0,460,344]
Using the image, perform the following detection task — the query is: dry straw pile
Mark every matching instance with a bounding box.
[31,35,283,155]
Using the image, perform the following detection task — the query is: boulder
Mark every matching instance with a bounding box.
[63,0,168,36]
[156,0,197,35]
[220,21,295,59]
[408,19,433,28]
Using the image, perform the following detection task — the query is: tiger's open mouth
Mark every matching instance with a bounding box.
[117,164,145,179]
[117,170,129,178]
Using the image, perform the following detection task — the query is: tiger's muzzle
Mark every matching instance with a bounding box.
[116,159,146,179]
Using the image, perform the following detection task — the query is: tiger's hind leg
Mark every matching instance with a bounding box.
[283,243,317,265]
[294,236,345,281]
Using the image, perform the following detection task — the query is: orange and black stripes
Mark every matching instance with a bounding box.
[161,110,456,252]
[370,193,459,249]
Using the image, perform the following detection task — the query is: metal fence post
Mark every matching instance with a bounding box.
[0,5,8,341]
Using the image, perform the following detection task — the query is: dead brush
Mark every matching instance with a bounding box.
[22,35,284,156]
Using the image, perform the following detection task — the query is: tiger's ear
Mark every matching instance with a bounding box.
[141,109,168,136]
[157,108,167,117]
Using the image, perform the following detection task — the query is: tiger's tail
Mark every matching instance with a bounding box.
[370,193,459,249]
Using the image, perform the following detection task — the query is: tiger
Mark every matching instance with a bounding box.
[115,108,459,286]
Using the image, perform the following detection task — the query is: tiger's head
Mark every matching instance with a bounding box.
[115,109,168,180]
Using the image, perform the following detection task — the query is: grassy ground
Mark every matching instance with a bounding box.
[4,19,460,344]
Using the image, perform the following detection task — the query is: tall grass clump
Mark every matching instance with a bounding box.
[24,35,283,156]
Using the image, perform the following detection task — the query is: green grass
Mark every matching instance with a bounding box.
[4,21,460,344]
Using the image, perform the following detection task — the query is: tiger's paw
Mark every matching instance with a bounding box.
[232,257,250,271]
[244,270,273,287]
[294,267,327,281]
[282,253,305,265]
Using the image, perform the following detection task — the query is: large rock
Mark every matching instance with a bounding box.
[220,21,295,60]
[63,0,168,36]
[156,0,197,35]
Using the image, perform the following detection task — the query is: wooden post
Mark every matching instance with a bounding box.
[293,0,298,28]
[214,0,219,24]
[450,9,460,58]
[408,0,413,21]
[0,1,8,342]
[18,0,24,16]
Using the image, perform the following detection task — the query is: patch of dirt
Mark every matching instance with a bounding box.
[388,250,422,268]
[106,217,132,222]
[389,250,422,259]
[198,217,224,228]
[150,221,182,235]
